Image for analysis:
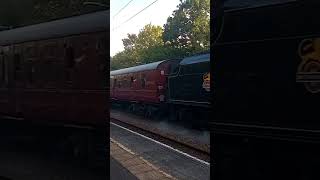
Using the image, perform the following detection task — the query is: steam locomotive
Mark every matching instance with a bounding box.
[110,53,210,128]
[212,0,320,179]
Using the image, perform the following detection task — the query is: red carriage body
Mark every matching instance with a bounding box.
[0,11,108,127]
[110,60,179,105]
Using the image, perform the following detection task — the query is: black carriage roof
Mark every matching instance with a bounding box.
[110,60,167,76]
[223,0,296,10]
[0,10,109,46]
[180,53,210,65]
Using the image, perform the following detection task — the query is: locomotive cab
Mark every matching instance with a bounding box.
[166,53,210,128]
[168,53,210,107]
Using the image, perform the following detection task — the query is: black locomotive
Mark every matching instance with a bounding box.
[167,53,210,127]
[212,0,320,179]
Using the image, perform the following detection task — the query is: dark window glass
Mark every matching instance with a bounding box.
[0,59,3,83]
[45,45,56,57]
[114,79,117,88]
[170,63,180,75]
[141,74,146,88]
[180,62,210,75]
[122,79,128,88]
[14,54,21,70]
[27,63,34,84]
[65,47,75,68]
[130,77,134,87]
[26,47,36,58]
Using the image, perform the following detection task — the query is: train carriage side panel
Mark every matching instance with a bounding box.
[0,10,109,128]
[110,59,180,105]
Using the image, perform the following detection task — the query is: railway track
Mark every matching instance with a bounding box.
[110,117,210,163]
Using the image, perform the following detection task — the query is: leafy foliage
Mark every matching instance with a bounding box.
[111,24,170,70]
[111,0,210,70]
[163,0,210,53]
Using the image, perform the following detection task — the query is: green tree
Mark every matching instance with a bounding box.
[135,24,165,64]
[111,24,170,70]
[122,34,138,51]
[163,0,210,54]
[111,0,210,70]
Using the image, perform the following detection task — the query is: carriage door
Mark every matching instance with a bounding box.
[1,49,9,88]
[0,49,5,113]
[0,46,10,114]
[13,45,23,114]
[0,46,10,88]
[0,50,4,87]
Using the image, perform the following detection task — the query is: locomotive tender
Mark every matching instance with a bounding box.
[212,0,320,179]
[0,10,108,164]
[110,53,210,127]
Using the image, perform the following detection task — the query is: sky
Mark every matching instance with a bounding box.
[110,0,181,56]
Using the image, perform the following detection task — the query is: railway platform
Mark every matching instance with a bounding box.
[110,120,210,180]
[110,138,174,180]
[110,156,138,180]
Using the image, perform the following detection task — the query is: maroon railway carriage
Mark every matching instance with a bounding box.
[0,10,108,127]
[0,11,109,164]
[110,59,180,114]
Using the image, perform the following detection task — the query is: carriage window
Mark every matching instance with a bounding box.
[26,46,36,58]
[113,79,117,88]
[181,62,210,75]
[0,58,3,84]
[14,54,21,70]
[26,63,34,84]
[141,74,146,88]
[171,65,180,75]
[1,57,8,86]
[84,42,89,50]
[45,44,57,57]
[130,77,134,87]
[122,79,129,88]
[65,46,75,68]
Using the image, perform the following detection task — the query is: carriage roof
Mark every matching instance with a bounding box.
[110,60,168,76]
[180,53,210,66]
[0,10,109,46]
